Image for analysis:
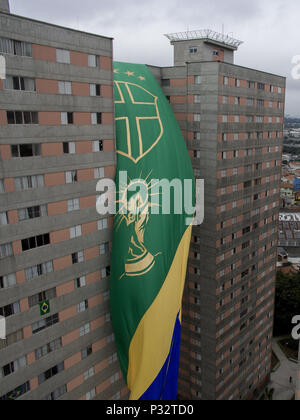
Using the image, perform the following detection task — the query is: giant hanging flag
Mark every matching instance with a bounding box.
[110,62,195,400]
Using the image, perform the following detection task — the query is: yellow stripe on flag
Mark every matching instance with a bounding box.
[127,224,193,400]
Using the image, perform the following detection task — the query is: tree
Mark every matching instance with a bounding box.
[274,271,300,336]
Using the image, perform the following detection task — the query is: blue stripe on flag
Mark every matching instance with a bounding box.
[139,313,181,401]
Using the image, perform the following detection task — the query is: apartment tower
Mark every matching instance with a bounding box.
[0,2,128,400]
[0,0,286,401]
[152,30,285,400]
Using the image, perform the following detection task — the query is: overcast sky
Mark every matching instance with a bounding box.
[9,0,300,116]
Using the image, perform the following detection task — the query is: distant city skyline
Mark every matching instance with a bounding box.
[8,0,300,117]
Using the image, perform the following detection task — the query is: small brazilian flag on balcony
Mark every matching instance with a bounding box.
[40,300,50,316]
[110,62,195,400]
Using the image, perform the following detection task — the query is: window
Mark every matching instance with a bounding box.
[91,112,102,125]
[245,149,252,156]
[246,115,254,123]
[242,241,250,250]
[35,338,62,360]
[1,356,26,378]
[0,212,8,225]
[234,115,240,123]
[90,84,101,96]
[94,167,105,179]
[56,49,70,64]
[101,266,110,278]
[243,226,251,235]
[25,261,53,281]
[15,175,44,191]
[32,314,59,334]
[223,76,229,85]
[0,382,30,401]
[7,111,38,125]
[0,329,23,351]
[70,225,82,239]
[93,140,103,152]
[112,392,121,400]
[84,367,94,381]
[0,273,16,289]
[257,99,264,107]
[28,288,56,308]
[213,50,219,56]
[21,234,50,251]
[61,112,73,125]
[222,133,227,142]
[38,362,64,385]
[194,132,201,140]
[0,301,20,318]
[67,199,80,212]
[222,115,228,123]
[189,47,197,54]
[194,114,201,122]
[18,205,47,221]
[86,389,96,400]
[0,37,32,57]
[11,144,41,158]
[110,372,120,384]
[65,171,78,184]
[161,79,170,87]
[235,97,240,105]
[103,291,110,301]
[82,346,93,360]
[58,81,72,95]
[0,243,13,258]
[248,81,255,89]
[247,98,254,106]
[77,300,88,313]
[194,95,201,103]
[194,150,201,159]
[88,54,99,68]
[75,277,86,289]
[195,76,202,84]
[0,180,4,193]
[100,242,109,255]
[43,385,67,401]
[79,323,90,337]
[4,76,35,92]
[72,251,84,264]
[109,353,118,365]
[256,116,263,123]
[98,218,108,230]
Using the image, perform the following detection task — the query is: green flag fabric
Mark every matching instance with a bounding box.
[110,62,195,400]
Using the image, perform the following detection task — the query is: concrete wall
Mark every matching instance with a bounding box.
[0,11,127,401]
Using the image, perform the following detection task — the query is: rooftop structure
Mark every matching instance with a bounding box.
[164,29,243,50]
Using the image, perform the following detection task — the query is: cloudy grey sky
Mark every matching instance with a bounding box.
[9,0,300,116]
